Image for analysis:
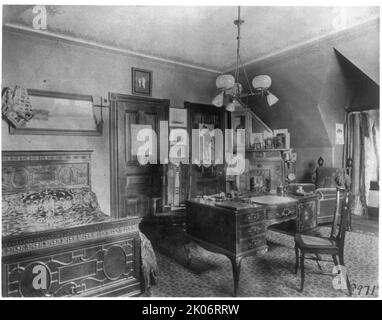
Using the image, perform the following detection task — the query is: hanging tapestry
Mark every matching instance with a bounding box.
[2,86,33,127]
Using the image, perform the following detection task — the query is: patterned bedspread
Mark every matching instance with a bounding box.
[2,188,109,237]
[139,231,158,289]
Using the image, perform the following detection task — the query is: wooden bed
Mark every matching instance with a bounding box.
[2,150,143,297]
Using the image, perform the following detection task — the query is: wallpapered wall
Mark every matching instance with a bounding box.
[1,30,217,215]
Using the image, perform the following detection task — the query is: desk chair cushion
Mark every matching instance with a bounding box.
[295,233,337,249]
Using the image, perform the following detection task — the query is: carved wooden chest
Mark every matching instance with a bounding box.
[2,218,142,297]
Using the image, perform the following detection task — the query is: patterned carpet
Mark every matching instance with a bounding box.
[149,228,378,298]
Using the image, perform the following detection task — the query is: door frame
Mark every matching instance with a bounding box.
[109,92,170,219]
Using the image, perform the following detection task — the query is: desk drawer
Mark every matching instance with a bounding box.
[240,223,265,238]
[239,235,266,252]
[267,205,297,220]
[239,210,265,225]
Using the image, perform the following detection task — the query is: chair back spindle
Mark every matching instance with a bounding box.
[330,188,350,245]
[337,192,350,248]
[330,188,342,239]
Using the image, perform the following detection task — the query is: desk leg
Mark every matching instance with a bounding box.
[229,256,243,297]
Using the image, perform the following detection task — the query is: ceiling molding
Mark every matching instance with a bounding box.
[3,14,379,76]
[3,23,222,75]
[223,16,380,73]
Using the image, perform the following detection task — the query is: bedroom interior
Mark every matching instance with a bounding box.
[1,5,380,298]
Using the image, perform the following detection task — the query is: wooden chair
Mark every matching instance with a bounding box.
[294,187,352,296]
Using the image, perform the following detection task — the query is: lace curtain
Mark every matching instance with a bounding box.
[343,109,379,216]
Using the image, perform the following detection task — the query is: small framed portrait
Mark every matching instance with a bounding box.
[265,137,273,149]
[132,68,152,96]
[273,133,286,149]
[253,175,264,187]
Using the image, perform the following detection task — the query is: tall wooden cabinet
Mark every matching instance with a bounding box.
[229,107,296,194]
[184,102,227,198]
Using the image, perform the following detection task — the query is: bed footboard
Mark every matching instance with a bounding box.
[2,217,142,297]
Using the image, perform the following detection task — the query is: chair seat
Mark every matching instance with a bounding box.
[295,233,337,250]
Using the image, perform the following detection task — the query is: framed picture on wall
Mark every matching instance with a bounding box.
[132,67,152,96]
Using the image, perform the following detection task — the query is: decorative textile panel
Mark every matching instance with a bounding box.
[2,187,109,237]
[1,86,33,127]
[139,231,158,290]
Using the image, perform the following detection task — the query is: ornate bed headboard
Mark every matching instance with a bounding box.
[2,150,93,194]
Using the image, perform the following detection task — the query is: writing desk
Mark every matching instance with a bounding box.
[186,193,318,296]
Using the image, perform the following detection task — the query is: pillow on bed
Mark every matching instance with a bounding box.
[2,188,109,237]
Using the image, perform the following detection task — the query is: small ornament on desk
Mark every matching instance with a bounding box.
[277,184,285,196]
[287,173,296,182]
[295,185,305,195]
[213,192,227,202]
[283,150,291,162]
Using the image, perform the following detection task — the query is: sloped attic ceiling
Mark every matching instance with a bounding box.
[334,25,380,86]
[336,49,380,112]
[244,19,379,149]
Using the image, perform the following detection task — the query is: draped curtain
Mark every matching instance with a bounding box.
[343,109,379,216]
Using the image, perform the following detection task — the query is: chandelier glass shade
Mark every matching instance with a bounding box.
[266,92,279,106]
[212,92,224,107]
[212,7,279,111]
[216,74,235,89]
[252,75,272,90]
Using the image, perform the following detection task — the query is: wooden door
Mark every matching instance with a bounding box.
[110,93,169,219]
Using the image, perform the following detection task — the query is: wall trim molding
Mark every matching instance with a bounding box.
[3,23,221,75]
[4,16,379,78]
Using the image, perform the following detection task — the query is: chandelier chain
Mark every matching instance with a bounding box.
[213,7,278,110]
[234,6,254,105]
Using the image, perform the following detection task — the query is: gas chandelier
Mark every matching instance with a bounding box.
[212,6,279,112]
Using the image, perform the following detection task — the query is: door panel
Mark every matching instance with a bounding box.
[123,109,138,164]
[110,94,169,219]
